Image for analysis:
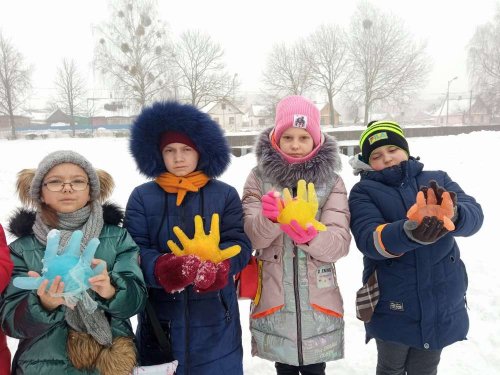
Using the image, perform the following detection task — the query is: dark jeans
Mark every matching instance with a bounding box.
[376,339,442,375]
[275,362,326,375]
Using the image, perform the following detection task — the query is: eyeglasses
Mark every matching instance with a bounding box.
[42,179,89,192]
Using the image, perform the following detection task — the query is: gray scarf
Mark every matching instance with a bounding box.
[33,201,104,252]
[33,201,112,347]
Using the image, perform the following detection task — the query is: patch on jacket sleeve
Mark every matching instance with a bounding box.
[389,301,404,311]
[316,265,336,289]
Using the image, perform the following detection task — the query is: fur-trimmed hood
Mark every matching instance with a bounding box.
[129,101,231,179]
[254,127,342,188]
[7,202,124,238]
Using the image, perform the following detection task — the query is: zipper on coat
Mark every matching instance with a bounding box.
[182,189,205,375]
[157,193,170,251]
[293,245,304,366]
[219,291,231,322]
[184,291,190,375]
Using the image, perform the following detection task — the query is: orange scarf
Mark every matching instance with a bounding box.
[155,171,210,206]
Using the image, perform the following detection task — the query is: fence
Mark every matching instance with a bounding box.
[2,123,500,157]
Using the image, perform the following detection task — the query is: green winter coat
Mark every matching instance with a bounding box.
[1,219,147,374]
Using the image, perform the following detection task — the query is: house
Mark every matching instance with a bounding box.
[45,109,91,126]
[247,104,273,129]
[86,98,136,126]
[315,102,341,126]
[432,95,490,125]
[407,110,435,125]
[200,99,244,132]
[0,115,30,130]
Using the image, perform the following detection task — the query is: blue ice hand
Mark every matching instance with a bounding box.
[13,229,102,295]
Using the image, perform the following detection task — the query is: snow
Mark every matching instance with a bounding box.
[0,130,498,374]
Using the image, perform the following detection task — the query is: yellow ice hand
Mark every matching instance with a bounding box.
[277,180,326,232]
[167,213,241,263]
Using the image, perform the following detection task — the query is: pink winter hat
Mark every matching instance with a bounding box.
[273,95,321,146]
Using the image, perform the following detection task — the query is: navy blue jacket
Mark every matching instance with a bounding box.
[349,157,483,350]
[125,180,251,375]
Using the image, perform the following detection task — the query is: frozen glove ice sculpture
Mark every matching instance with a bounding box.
[407,189,455,231]
[277,179,326,232]
[13,229,104,296]
[167,213,241,263]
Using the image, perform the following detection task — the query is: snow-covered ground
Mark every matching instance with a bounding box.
[0,131,498,374]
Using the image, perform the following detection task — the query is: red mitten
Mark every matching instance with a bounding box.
[195,260,230,293]
[155,254,201,292]
[193,261,217,290]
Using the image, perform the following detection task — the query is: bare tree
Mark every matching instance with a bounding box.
[172,30,232,107]
[94,0,173,109]
[348,2,431,125]
[340,90,363,124]
[53,59,86,136]
[0,31,31,138]
[467,6,500,118]
[302,24,351,126]
[263,42,312,97]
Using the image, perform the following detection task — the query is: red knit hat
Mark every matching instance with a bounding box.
[273,96,321,146]
[159,131,198,152]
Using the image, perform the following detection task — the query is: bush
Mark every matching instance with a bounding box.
[75,132,93,138]
[113,130,130,138]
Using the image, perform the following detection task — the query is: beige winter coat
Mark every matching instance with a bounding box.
[242,163,351,365]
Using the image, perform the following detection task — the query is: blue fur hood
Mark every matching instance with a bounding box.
[129,101,231,178]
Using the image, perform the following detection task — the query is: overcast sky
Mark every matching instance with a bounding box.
[0,0,497,103]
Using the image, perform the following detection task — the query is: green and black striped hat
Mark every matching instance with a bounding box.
[359,120,409,163]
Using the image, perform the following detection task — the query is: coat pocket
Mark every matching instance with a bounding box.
[308,261,344,317]
[356,270,379,323]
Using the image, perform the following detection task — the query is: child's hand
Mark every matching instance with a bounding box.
[407,189,455,231]
[194,259,230,293]
[155,254,201,293]
[280,220,318,244]
[405,216,449,244]
[420,180,457,206]
[88,259,115,300]
[261,191,283,222]
[277,180,326,232]
[31,273,66,311]
[420,180,458,221]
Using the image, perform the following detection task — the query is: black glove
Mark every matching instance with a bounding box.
[404,216,449,244]
[420,180,458,221]
[420,180,457,206]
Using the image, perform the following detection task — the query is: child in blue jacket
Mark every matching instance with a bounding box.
[348,120,483,375]
[125,101,252,375]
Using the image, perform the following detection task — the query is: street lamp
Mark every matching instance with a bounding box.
[362,19,373,125]
[446,76,458,125]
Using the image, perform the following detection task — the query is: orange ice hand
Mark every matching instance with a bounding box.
[407,189,455,231]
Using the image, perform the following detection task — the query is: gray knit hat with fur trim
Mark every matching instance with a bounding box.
[30,150,100,202]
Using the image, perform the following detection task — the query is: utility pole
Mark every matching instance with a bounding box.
[446,76,457,125]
